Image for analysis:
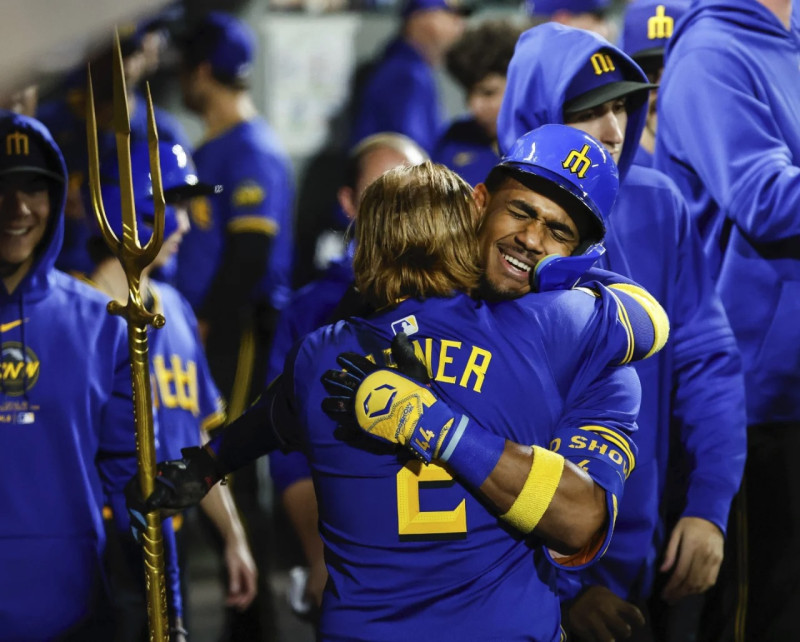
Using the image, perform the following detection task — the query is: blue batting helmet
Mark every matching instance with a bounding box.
[494,124,619,291]
[95,141,218,244]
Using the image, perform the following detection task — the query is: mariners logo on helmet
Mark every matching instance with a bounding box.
[363,384,398,419]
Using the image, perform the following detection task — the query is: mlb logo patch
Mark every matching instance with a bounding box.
[16,412,34,424]
[391,315,419,337]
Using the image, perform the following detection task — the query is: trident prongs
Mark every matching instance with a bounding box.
[85,30,169,642]
[88,30,165,293]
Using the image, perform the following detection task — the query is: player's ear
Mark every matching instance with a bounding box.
[472,183,489,221]
[337,186,357,221]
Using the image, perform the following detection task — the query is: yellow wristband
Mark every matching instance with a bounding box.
[500,445,565,534]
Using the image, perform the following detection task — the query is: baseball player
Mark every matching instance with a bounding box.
[266,132,427,613]
[87,140,257,638]
[0,113,143,639]
[351,0,467,154]
[497,24,746,640]
[131,125,669,641]
[620,0,690,167]
[655,0,800,637]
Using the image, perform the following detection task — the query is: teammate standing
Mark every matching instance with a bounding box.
[351,0,467,154]
[655,0,800,638]
[497,24,746,640]
[88,140,257,639]
[175,12,294,640]
[620,0,690,168]
[0,113,141,639]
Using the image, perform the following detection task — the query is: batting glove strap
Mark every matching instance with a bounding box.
[437,414,506,490]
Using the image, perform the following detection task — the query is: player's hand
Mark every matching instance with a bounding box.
[566,586,646,642]
[322,333,457,461]
[659,516,724,603]
[140,446,222,513]
[305,557,328,610]
[223,536,258,610]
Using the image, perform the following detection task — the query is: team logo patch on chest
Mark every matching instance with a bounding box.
[0,342,40,396]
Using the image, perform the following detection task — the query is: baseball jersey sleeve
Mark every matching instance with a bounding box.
[546,365,641,570]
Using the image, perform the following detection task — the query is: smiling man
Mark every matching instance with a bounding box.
[494,23,746,640]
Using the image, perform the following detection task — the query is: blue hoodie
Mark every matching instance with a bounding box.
[0,114,139,638]
[498,24,746,601]
[655,0,800,425]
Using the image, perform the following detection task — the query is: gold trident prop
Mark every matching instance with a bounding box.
[86,32,170,642]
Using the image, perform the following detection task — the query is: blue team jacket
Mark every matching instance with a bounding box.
[352,38,444,154]
[432,115,500,187]
[656,0,800,425]
[0,115,138,638]
[498,24,746,600]
[277,289,645,641]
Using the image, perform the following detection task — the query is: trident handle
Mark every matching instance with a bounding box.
[86,30,170,642]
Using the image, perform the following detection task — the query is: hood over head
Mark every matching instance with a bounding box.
[0,113,66,299]
[498,23,652,182]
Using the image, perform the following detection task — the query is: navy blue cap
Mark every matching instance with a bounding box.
[401,0,472,18]
[621,0,690,62]
[182,12,255,85]
[563,49,657,114]
[0,123,63,184]
[525,0,611,17]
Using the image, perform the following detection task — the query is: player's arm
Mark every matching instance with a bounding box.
[198,155,290,328]
[658,50,800,243]
[322,337,639,556]
[585,281,670,366]
[135,365,300,513]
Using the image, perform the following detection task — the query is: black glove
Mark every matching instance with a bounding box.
[321,331,430,425]
[124,446,223,538]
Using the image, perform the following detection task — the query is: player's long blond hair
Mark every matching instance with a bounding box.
[354,162,482,309]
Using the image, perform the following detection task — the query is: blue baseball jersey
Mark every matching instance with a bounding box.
[274,288,645,641]
[176,118,294,312]
[149,281,226,460]
[352,38,444,154]
[433,116,500,187]
[498,23,745,602]
[0,114,139,638]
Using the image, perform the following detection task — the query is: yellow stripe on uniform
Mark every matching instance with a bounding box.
[501,445,565,534]
[580,425,637,475]
[607,288,635,364]
[227,216,279,236]
[227,321,256,423]
[608,283,670,359]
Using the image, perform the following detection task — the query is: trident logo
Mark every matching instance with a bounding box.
[590,53,615,76]
[648,5,674,39]
[562,144,592,179]
[5,131,29,156]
